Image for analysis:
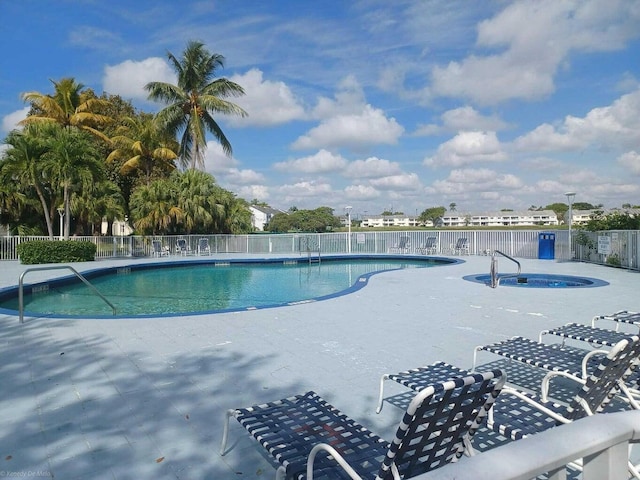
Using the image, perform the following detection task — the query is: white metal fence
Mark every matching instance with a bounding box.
[1,229,639,271]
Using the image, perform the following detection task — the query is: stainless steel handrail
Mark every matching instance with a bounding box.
[490,249,521,288]
[19,265,116,323]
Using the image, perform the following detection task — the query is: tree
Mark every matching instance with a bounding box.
[419,206,446,225]
[265,212,292,232]
[544,202,569,223]
[43,125,105,239]
[107,113,178,185]
[72,180,124,235]
[265,207,340,233]
[585,211,640,231]
[20,77,112,142]
[145,40,247,170]
[130,178,182,235]
[129,170,251,235]
[1,126,54,237]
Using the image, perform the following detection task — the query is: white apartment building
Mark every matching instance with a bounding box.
[360,210,558,228]
[360,215,425,228]
[249,205,284,231]
[440,210,559,227]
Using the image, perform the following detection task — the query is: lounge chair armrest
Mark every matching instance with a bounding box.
[540,370,585,402]
[581,349,608,378]
[307,443,364,480]
[493,385,571,425]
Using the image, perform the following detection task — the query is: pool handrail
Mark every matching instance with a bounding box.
[490,249,521,288]
[18,265,117,323]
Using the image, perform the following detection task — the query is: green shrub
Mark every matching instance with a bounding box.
[17,240,97,264]
[606,253,621,267]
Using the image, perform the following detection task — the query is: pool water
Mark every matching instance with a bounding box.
[463,273,609,288]
[2,257,454,318]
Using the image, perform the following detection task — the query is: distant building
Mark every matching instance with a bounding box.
[439,210,559,227]
[360,214,423,228]
[360,210,558,228]
[249,205,285,231]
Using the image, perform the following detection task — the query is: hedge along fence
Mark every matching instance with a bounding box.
[16,240,97,264]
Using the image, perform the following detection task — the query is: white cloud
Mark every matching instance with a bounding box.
[221,168,266,184]
[291,105,404,150]
[1,107,29,133]
[228,69,306,126]
[311,75,367,119]
[414,106,509,136]
[103,57,175,101]
[369,173,422,191]
[203,141,239,174]
[273,149,347,174]
[344,157,402,179]
[429,0,640,105]
[344,184,381,200]
[514,88,640,152]
[279,181,334,198]
[618,151,640,175]
[424,131,507,168]
[236,185,271,202]
[430,168,523,196]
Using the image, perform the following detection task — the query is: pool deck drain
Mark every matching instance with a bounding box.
[0,255,638,479]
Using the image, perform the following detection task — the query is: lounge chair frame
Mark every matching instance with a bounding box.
[472,335,640,407]
[221,370,505,480]
[485,335,640,478]
[175,238,192,256]
[151,239,169,257]
[416,236,438,255]
[197,237,211,256]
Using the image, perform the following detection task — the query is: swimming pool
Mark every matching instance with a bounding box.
[462,273,609,288]
[1,256,458,318]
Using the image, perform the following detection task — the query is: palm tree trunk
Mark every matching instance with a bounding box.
[34,185,54,239]
[64,185,71,240]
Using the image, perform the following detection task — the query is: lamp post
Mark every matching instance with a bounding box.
[565,192,576,258]
[57,207,64,240]
[345,206,352,254]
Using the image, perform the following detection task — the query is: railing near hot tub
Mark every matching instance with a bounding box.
[490,249,521,288]
[18,265,116,323]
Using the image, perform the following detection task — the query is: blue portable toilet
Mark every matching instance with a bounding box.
[538,232,555,259]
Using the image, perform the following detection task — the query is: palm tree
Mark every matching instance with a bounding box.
[129,178,182,235]
[107,114,178,184]
[145,40,247,170]
[44,125,105,239]
[1,125,56,237]
[21,77,112,142]
[72,180,124,235]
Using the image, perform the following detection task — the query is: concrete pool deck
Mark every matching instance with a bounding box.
[0,254,638,479]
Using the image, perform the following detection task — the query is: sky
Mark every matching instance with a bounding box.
[1,0,640,218]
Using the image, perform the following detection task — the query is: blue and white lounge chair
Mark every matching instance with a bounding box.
[221,369,505,480]
[486,335,640,479]
[389,236,411,254]
[197,237,211,256]
[175,238,192,256]
[152,240,169,257]
[416,236,438,255]
[592,310,640,331]
[452,237,469,255]
[473,334,640,408]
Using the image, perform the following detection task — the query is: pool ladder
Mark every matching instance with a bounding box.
[18,265,116,323]
[489,249,521,288]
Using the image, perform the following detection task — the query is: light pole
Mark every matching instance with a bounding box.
[565,192,576,258]
[345,206,352,254]
[57,207,64,240]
